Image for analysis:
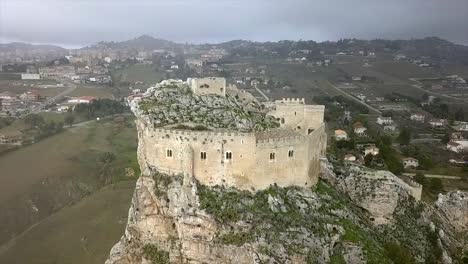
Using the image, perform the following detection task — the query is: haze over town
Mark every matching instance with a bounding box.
[2,0,468,47]
[0,1,468,263]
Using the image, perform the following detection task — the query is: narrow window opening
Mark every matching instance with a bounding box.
[225,151,232,160]
[269,152,276,160]
[200,151,207,160]
[288,150,294,158]
[166,149,173,158]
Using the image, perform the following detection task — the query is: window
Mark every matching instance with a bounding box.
[308,128,314,134]
[225,151,232,160]
[288,150,294,158]
[269,152,275,160]
[166,149,173,158]
[200,151,207,160]
[281,118,285,124]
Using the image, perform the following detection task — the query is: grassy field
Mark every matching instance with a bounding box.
[0,80,62,95]
[0,117,137,203]
[373,62,440,79]
[0,181,135,264]
[371,83,427,99]
[68,85,114,99]
[335,63,405,84]
[111,64,165,85]
[0,112,86,135]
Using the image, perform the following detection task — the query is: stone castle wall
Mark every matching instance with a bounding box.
[268,98,325,135]
[137,119,327,190]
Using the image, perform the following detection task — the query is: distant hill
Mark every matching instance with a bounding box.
[0,42,67,53]
[88,35,180,50]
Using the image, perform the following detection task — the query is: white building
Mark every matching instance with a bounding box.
[334,130,348,141]
[364,146,380,156]
[353,122,367,136]
[429,119,446,128]
[458,122,468,132]
[377,116,393,125]
[447,141,464,153]
[384,124,397,132]
[410,113,425,122]
[21,73,40,80]
[344,154,357,162]
[67,96,96,104]
[402,157,419,169]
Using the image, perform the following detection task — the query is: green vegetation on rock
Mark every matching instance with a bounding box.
[142,244,170,264]
[136,80,279,132]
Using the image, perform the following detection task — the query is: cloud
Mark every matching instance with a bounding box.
[1,0,467,47]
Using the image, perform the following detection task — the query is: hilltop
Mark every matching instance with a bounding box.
[131,79,279,132]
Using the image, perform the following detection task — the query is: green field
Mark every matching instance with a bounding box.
[0,181,134,264]
[0,118,137,203]
[69,85,114,99]
[373,62,440,79]
[111,64,165,85]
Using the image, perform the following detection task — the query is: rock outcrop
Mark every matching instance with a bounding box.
[107,160,468,264]
[131,80,279,132]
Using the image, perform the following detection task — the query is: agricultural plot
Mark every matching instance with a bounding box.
[0,181,135,264]
[373,62,440,79]
[68,85,114,99]
[111,64,165,85]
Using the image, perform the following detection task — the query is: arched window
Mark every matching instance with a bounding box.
[288,149,294,158]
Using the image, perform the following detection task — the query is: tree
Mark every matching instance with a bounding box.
[364,154,374,166]
[441,133,450,144]
[455,108,465,121]
[414,172,426,185]
[429,178,443,194]
[384,241,415,264]
[397,128,412,145]
[422,93,429,101]
[24,114,44,129]
[99,152,116,164]
[65,115,75,127]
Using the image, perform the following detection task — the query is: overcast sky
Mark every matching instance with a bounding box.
[1,0,468,48]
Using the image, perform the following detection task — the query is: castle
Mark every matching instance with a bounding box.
[133,77,327,190]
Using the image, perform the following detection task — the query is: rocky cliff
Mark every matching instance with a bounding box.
[106,158,467,263]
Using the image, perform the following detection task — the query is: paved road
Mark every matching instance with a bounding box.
[254,86,269,101]
[30,79,78,114]
[325,81,382,114]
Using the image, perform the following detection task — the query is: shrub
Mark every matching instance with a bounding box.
[142,244,169,264]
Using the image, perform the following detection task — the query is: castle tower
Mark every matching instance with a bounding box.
[187,77,226,97]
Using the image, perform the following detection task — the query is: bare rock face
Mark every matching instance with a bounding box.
[435,191,468,235]
[105,174,256,264]
[320,160,410,225]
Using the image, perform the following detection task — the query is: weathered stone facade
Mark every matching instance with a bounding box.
[134,78,327,191]
[188,77,226,97]
[136,115,326,191]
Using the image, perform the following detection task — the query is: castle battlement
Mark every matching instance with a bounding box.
[150,128,252,138]
[277,98,305,104]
